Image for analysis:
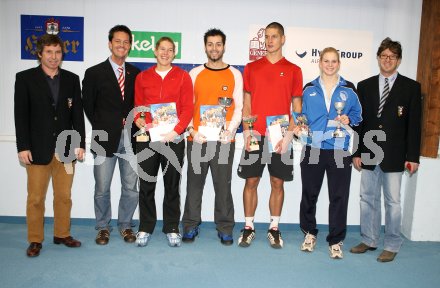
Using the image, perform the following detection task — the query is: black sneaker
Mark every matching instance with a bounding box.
[238,226,256,247]
[267,227,283,249]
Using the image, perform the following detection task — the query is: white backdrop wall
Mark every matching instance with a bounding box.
[1,0,439,241]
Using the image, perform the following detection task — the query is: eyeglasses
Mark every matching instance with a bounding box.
[379,54,398,60]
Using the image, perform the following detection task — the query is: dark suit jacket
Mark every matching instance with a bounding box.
[14,66,86,165]
[354,74,421,172]
[82,59,140,157]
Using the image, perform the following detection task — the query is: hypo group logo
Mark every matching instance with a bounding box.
[284,27,373,84]
[130,31,182,59]
[293,48,364,67]
[305,48,364,63]
[295,50,307,58]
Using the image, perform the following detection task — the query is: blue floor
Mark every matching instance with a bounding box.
[1,219,439,288]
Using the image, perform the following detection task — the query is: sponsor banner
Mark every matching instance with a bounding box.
[248,27,267,61]
[130,31,182,59]
[249,25,373,84]
[21,15,84,61]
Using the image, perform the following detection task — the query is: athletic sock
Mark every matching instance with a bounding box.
[269,216,280,230]
[245,217,254,230]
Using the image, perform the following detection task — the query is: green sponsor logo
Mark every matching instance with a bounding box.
[130,31,181,59]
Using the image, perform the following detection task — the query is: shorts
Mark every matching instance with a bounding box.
[237,136,294,181]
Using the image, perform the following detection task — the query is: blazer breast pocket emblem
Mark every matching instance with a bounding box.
[397,106,404,117]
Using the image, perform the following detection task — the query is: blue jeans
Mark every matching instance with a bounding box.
[94,132,139,231]
[359,165,403,252]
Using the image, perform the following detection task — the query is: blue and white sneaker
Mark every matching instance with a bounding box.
[135,231,151,247]
[182,226,199,243]
[218,232,233,246]
[166,233,182,247]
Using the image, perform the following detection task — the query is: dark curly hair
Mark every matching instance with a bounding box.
[377,37,402,59]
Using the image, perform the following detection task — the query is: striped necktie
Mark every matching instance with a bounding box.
[118,66,125,100]
[377,77,389,118]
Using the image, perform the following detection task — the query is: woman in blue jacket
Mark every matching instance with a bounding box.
[297,47,362,259]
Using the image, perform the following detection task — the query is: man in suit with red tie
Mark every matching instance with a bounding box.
[350,38,422,262]
[82,25,140,245]
[14,34,86,257]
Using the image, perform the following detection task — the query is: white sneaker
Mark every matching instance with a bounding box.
[166,233,182,247]
[300,233,316,252]
[267,228,283,249]
[329,242,344,259]
[135,231,151,247]
[238,226,256,247]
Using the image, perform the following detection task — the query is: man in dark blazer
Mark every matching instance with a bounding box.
[350,38,421,262]
[14,34,85,257]
[82,25,140,245]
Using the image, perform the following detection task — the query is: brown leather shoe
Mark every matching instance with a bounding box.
[120,228,136,243]
[54,236,82,247]
[377,250,397,262]
[350,242,377,254]
[26,242,42,257]
[96,229,110,245]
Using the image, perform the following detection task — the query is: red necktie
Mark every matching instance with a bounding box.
[118,66,125,100]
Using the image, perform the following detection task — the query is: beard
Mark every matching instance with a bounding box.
[206,51,224,63]
[209,57,220,62]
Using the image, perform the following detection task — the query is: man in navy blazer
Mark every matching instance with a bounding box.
[82,25,140,245]
[350,38,422,262]
[14,34,86,257]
